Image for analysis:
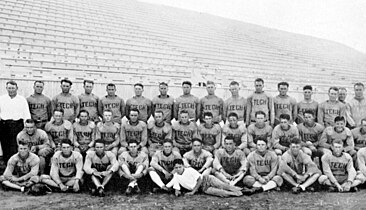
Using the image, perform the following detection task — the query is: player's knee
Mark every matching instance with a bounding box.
[118,147,127,156]
[38,147,53,157]
[141,147,148,155]
[172,147,180,154]
[243,148,251,156]
[40,174,51,181]
[356,172,366,183]
[318,175,328,184]
[0,175,5,182]
[30,176,40,183]
[243,175,256,187]
[274,149,282,156]
[273,175,284,186]
[302,147,312,157]
[74,147,81,153]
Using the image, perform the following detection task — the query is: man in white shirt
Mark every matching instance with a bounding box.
[0,80,31,163]
[166,159,243,197]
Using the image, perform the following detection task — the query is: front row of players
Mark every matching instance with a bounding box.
[2,136,366,197]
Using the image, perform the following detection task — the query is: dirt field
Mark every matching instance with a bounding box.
[1,187,366,210]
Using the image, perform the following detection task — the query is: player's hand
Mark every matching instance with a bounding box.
[93,171,102,178]
[59,184,68,192]
[294,174,302,184]
[163,171,172,180]
[105,145,112,150]
[73,180,80,192]
[185,191,195,196]
[335,183,343,192]
[298,175,307,183]
[343,182,351,192]
[10,176,20,182]
[175,189,181,197]
[30,146,37,153]
[259,177,267,184]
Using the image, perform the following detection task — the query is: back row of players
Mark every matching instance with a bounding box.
[1,78,366,196]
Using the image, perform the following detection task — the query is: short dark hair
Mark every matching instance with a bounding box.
[290,138,302,145]
[254,138,267,145]
[229,81,239,86]
[203,112,213,118]
[278,82,289,88]
[182,81,192,87]
[332,139,344,146]
[128,140,139,146]
[60,139,73,146]
[303,110,314,116]
[103,109,113,115]
[279,114,290,121]
[303,85,313,91]
[34,80,44,86]
[159,82,168,86]
[60,79,72,85]
[83,80,94,85]
[180,110,189,115]
[129,108,140,115]
[255,78,264,83]
[94,139,105,146]
[192,138,202,145]
[227,112,238,119]
[354,82,364,88]
[53,107,64,114]
[224,136,235,142]
[328,86,339,92]
[206,81,215,86]
[134,83,144,89]
[334,116,345,123]
[78,110,89,118]
[106,83,116,88]
[154,110,164,116]
[25,119,35,124]
[163,139,173,145]
[339,87,347,92]
[255,111,266,117]
[18,140,30,147]
[173,159,184,166]
[6,80,17,87]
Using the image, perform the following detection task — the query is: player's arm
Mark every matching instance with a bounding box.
[268,96,275,126]
[39,131,51,150]
[72,126,80,148]
[88,124,96,148]
[173,100,179,120]
[248,155,262,180]
[319,129,331,149]
[314,125,324,148]
[147,127,153,146]
[120,99,126,118]
[120,125,128,148]
[340,104,346,121]
[112,124,121,148]
[265,153,279,180]
[50,156,62,186]
[172,128,179,148]
[188,176,203,195]
[47,98,52,121]
[219,99,224,122]
[74,96,80,118]
[213,126,221,150]
[183,155,191,168]
[302,153,320,176]
[247,128,256,150]
[222,101,228,122]
[97,99,104,118]
[109,153,119,173]
[317,104,324,126]
[236,153,247,176]
[278,154,298,177]
[165,125,173,140]
[292,98,298,123]
[196,98,201,121]
[83,153,96,174]
[344,132,355,153]
[3,158,16,180]
[51,97,57,114]
[321,155,338,185]
[213,152,224,172]
[75,153,84,179]
[357,150,366,176]
[147,100,153,121]
[272,128,285,151]
[150,154,168,174]
[67,122,74,143]
[246,96,252,124]
[296,103,304,123]
[140,124,148,148]
[125,100,131,120]
[19,157,40,181]
[238,128,248,150]
[346,103,356,127]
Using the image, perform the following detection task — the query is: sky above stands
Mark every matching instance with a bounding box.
[140,0,366,54]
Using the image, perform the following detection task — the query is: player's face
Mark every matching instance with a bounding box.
[60,82,71,93]
[128,143,138,154]
[95,143,105,155]
[228,116,238,127]
[79,112,89,123]
[204,116,213,125]
[278,85,288,96]
[6,84,17,97]
[61,143,72,156]
[328,89,338,101]
[303,89,312,100]
[182,84,191,95]
[33,82,44,94]
[332,143,343,156]
[159,84,168,96]
[134,86,143,96]
[84,82,94,94]
[290,143,301,156]
[18,144,30,157]
[154,112,164,123]
[206,84,215,95]
[229,84,239,96]
[354,85,364,98]
[129,111,139,123]
[254,81,263,92]
[255,114,265,124]
[338,90,347,101]
[334,120,345,131]
[180,113,189,124]
[192,141,202,153]
[256,140,267,152]
[361,121,366,131]
[174,164,184,175]
[103,111,113,122]
[163,142,173,154]
[106,86,116,96]
[304,113,314,124]
[25,123,36,135]
[53,111,63,123]
[224,139,235,153]
[280,119,289,129]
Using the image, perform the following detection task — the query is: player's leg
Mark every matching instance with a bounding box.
[281,172,299,187]
[202,167,212,176]
[318,174,335,191]
[0,175,24,191]
[231,172,245,186]
[301,147,312,157]
[262,175,283,191]
[111,147,118,157]
[40,174,59,188]
[148,168,167,190]
[118,147,127,156]
[120,164,135,194]
[203,175,242,197]
[243,148,251,156]
[351,171,366,190]
[274,149,283,156]
[298,173,320,191]
[38,147,53,175]
[131,165,145,193]
[213,169,231,184]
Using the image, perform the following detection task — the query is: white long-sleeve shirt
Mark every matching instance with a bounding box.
[0,94,31,120]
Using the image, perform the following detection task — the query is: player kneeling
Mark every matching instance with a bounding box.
[119,140,149,195]
[148,139,182,192]
[0,141,40,192]
[319,140,361,192]
[183,138,213,176]
[242,139,283,195]
[84,139,119,197]
[166,159,242,197]
[40,139,83,192]
[278,138,321,193]
[213,137,247,186]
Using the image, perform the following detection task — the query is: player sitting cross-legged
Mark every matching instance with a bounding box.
[278,138,321,194]
[40,139,83,192]
[242,138,283,195]
[83,139,119,197]
[183,138,213,176]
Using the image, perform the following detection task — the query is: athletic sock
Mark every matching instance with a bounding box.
[149,171,165,188]
[262,181,277,191]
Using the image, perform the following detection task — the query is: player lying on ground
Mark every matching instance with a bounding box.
[119,140,149,195]
[278,138,321,194]
[40,139,83,192]
[319,140,362,192]
[242,138,283,195]
[0,141,40,192]
[84,139,119,197]
[166,159,243,197]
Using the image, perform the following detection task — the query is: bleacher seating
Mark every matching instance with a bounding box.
[0,0,365,94]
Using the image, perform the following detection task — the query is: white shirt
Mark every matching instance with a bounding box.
[0,94,31,120]
[167,167,202,190]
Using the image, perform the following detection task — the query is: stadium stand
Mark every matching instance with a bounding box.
[0,0,365,98]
